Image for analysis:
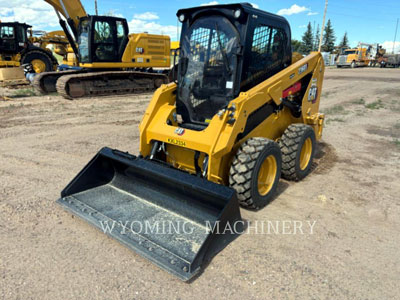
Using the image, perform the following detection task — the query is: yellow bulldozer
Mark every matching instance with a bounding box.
[57,3,325,280]
[33,0,172,99]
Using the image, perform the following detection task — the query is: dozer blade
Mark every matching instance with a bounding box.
[57,147,241,281]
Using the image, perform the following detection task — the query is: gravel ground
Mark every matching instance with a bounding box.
[0,67,399,299]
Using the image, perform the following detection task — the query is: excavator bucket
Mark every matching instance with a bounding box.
[57,147,242,281]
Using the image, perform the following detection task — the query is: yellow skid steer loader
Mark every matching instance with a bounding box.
[57,3,325,281]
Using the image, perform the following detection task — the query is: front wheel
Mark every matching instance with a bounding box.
[21,50,54,73]
[229,138,282,210]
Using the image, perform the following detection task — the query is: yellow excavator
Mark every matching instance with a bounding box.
[0,22,65,86]
[57,4,325,280]
[33,0,171,99]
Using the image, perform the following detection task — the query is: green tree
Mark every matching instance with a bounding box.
[339,32,349,48]
[313,24,320,51]
[301,22,313,54]
[321,19,336,53]
[291,39,302,53]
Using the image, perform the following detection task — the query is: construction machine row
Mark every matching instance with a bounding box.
[1,0,177,98]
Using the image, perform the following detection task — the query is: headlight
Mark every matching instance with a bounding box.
[179,14,185,22]
[234,9,242,19]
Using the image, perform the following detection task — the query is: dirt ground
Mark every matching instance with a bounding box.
[1,67,399,299]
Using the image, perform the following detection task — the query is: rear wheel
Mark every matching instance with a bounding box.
[279,124,316,181]
[229,138,282,209]
[21,50,54,73]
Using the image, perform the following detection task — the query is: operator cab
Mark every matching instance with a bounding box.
[77,16,129,63]
[176,3,291,129]
[0,22,30,54]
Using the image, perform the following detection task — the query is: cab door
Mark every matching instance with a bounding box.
[91,17,118,62]
[0,25,17,53]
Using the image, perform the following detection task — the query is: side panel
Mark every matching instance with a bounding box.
[121,34,171,68]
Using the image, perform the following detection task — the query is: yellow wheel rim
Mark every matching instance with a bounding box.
[257,155,277,196]
[300,138,312,170]
[31,59,46,73]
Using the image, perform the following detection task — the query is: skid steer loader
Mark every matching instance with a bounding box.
[57,3,325,281]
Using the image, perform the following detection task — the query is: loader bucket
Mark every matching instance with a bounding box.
[57,147,242,281]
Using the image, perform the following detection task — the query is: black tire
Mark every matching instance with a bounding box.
[279,124,316,181]
[21,50,54,73]
[229,137,282,209]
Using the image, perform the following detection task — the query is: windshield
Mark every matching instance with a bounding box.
[178,16,239,124]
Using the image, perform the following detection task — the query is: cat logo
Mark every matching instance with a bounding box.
[174,128,185,136]
[308,84,318,103]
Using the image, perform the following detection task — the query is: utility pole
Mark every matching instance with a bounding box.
[95,0,98,15]
[393,18,399,54]
[318,0,328,52]
[312,21,316,49]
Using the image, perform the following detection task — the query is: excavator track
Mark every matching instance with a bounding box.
[32,70,86,94]
[55,71,169,99]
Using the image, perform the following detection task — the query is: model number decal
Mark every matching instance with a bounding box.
[167,138,186,147]
[298,63,308,75]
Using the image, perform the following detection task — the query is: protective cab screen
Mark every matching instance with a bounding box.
[177,16,239,124]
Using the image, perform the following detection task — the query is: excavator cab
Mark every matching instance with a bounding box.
[77,16,129,63]
[0,22,30,54]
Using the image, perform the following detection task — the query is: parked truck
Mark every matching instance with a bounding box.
[336,43,379,68]
[379,53,400,68]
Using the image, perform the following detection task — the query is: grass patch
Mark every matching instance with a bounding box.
[394,122,400,130]
[11,88,36,98]
[365,99,384,110]
[352,98,365,105]
[393,139,400,148]
[323,105,346,115]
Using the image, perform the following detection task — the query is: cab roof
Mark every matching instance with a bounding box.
[177,2,289,26]
[0,22,31,28]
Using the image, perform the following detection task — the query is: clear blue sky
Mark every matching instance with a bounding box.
[2,0,399,50]
[82,0,400,49]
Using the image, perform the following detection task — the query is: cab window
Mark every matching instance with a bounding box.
[116,20,127,55]
[94,21,113,43]
[0,26,15,39]
[17,26,27,43]
[78,20,90,62]
[243,24,288,91]
[248,25,286,79]
[93,20,116,62]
